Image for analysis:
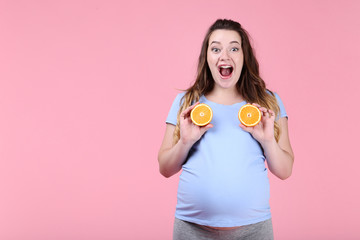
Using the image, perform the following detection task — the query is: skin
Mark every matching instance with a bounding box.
[158,29,294,229]
[207,30,244,97]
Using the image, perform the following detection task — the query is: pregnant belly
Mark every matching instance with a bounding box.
[176,168,270,220]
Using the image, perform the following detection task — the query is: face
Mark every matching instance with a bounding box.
[207,30,244,91]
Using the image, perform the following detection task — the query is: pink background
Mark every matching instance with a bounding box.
[1,0,359,239]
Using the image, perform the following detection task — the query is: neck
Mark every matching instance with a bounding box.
[205,86,244,105]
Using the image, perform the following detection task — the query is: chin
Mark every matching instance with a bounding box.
[215,78,237,89]
[218,82,237,90]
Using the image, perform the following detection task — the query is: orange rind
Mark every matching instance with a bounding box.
[238,104,261,127]
[190,103,213,126]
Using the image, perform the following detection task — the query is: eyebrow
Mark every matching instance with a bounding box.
[210,40,241,45]
[210,41,221,45]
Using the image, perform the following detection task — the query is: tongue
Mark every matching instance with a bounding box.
[220,68,231,76]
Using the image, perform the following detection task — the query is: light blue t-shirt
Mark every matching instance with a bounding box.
[166,92,288,227]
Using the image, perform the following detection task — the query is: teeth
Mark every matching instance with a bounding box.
[219,66,232,69]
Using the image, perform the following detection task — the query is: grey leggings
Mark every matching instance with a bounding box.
[173,218,274,240]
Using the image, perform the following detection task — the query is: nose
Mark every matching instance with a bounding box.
[219,50,230,60]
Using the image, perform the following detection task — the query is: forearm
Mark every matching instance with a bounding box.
[261,139,294,180]
[158,140,193,178]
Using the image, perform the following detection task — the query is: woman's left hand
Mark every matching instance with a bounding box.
[239,103,276,144]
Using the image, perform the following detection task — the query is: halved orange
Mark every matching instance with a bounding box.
[190,103,213,126]
[238,104,261,127]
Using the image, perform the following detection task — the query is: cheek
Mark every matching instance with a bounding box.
[207,54,217,67]
[235,55,244,67]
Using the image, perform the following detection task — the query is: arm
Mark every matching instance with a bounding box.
[239,104,294,180]
[158,124,193,178]
[158,103,213,178]
[261,117,294,180]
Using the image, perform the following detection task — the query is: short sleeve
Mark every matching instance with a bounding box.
[166,92,186,125]
[274,92,288,120]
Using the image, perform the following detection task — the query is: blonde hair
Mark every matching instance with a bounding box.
[173,19,281,145]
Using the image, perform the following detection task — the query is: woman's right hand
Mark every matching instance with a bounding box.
[179,102,213,146]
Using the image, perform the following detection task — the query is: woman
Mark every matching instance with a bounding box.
[158,19,294,240]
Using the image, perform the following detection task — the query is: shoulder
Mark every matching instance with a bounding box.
[176,91,186,100]
[166,92,186,125]
[265,89,283,103]
[171,91,186,107]
[266,89,287,118]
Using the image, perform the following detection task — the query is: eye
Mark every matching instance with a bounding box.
[230,47,239,52]
[211,48,220,53]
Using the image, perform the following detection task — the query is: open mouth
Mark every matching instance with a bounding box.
[218,65,233,78]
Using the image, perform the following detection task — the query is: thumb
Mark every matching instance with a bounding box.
[200,123,213,135]
[239,123,252,133]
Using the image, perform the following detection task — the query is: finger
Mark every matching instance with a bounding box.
[264,111,270,118]
[268,109,275,117]
[206,123,214,129]
[192,101,200,107]
[180,102,200,118]
[239,123,252,133]
[200,123,213,135]
[259,107,268,113]
[252,103,268,113]
[252,103,261,108]
[263,109,275,119]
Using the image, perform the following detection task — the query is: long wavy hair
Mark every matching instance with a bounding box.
[173,19,281,144]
